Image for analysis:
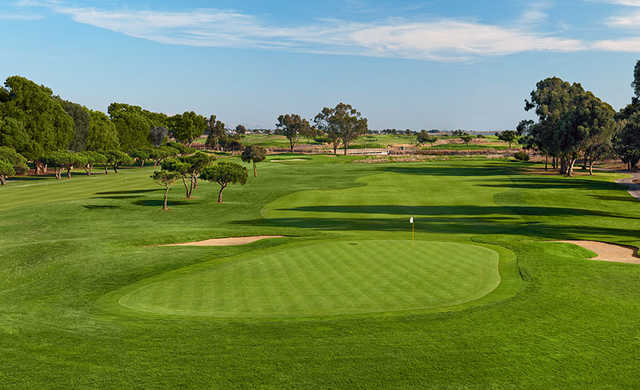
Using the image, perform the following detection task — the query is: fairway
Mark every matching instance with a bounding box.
[118,241,500,317]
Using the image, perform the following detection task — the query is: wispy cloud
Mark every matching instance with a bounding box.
[0,11,42,20]
[15,2,589,61]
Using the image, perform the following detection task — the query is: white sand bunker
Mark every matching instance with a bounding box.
[162,236,285,247]
[556,241,640,264]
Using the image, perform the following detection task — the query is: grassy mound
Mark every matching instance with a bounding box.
[119,240,500,317]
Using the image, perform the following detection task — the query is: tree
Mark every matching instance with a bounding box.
[417,131,437,146]
[276,114,312,152]
[496,130,518,149]
[524,77,617,176]
[108,103,154,152]
[151,171,179,211]
[0,76,74,160]
[633,60,640,99]
[241,145,266,177]
[206,115,226,150]
[79,151,106,176]
[0,159,14,185]
[460,135,473,151]
[161,152,214,199]
[170,111,207,145]
[149,126,168,147]
[613,112,640,171]
[200,162,248,203]
[104,150,133,174]
[58,98,90,152]
[130,149,151,167]
[0,146,28,175]
[235,125,247,135]
[314,103,368,155]
[86,110,119,152]
[42,151,72,179]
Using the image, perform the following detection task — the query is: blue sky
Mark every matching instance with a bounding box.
[2,0,640,130]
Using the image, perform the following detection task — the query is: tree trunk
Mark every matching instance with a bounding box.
[67,167,72,179]
[140,159,145,168]
[114,164,119,174]
[253,162,257,177]
[290,139,294,153]
[545,155,548,171]
[163,187,169,211]
[567,158,576,177]
[589,160,594,176]
[104,166,108,175]
[182,176,191,199]
[0,175,6,185]
[217,184,226,203]
[343,142,348,156]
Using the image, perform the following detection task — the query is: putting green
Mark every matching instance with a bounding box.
[119,241,501,318]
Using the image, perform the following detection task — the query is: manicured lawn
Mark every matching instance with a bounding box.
[117,240,502,317]
[1,156,640,388]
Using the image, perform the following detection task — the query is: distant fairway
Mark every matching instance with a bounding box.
[119,241,500,317]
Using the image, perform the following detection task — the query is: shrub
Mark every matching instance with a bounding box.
[513,151,530,161]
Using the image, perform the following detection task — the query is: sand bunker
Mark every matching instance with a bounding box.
[616,172,640,200]
[162,236,285,247]
[555,241,640,264]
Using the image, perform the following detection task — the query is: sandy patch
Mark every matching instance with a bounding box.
[555,241,640,264]
[161,236,285,247]
[616,172,640,200]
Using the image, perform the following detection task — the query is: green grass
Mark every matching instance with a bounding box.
[117,240,501,318]
[2,156,640,388]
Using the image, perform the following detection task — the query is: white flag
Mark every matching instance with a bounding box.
[410,217,414,224]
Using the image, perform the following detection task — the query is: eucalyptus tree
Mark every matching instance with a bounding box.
[613,112,640,171]
[276,114,312,152]
[206,115,226,150]
[235,125,247,135]
[524,77,617,176]
[200,162,248,203]
[57,98,90,152]
[314,103,368,155]
[241,145,266,177]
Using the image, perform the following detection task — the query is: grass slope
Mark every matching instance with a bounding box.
[1,157,640,388]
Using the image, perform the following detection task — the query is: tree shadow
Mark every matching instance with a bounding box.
[276,205,637,220]
[233,217,640,241]
[94,195,144,200]
[478,177,622,191]
[379,164,524,177]
[96,189,160,195]
[591,195,639,203]
[133,199,197,207]
[83,205,120,210]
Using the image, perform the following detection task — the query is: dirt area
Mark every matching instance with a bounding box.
[616,172,640,200]
[555,241,640,264]
[161,236,285,247]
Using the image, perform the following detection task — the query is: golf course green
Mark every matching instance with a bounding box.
[2,156,640,388]
[118,241,501,317]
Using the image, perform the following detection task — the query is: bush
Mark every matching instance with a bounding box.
[513,151,530,161]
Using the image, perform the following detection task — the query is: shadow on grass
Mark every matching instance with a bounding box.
[96,189,160,195]
[133,199,197,207]
[277,205,637,220]
[591,195,639,203]
[478,177,622,191]
[233,217,640,241]
[94,195,144,200]
[379,164,524,177]
[83,205,120,210]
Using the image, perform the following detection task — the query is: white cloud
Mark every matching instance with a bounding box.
[0,11,42,20]
[15,3,586,61]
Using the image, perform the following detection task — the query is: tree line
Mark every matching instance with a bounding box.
[516,61,640,176]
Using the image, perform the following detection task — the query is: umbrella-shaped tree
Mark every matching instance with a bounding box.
[200,161,248,203]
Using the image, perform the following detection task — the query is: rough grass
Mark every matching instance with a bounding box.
[1,157,640,388]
